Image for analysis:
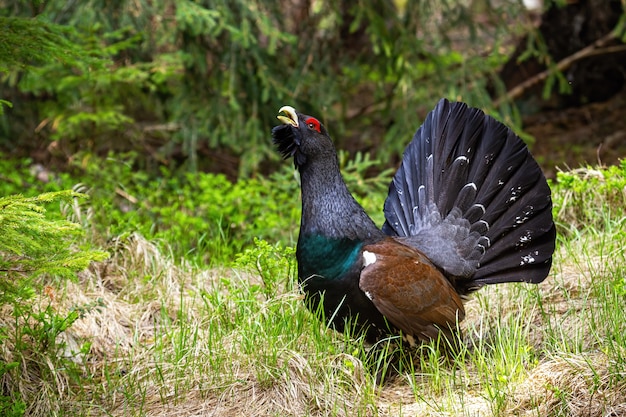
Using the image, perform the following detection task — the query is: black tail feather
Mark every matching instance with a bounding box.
[437,155,471,215]
[383,99,555,291]
[453,182,478,213]
[476,208,556,280]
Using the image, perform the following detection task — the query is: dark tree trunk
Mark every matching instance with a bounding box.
[498,0,626,111]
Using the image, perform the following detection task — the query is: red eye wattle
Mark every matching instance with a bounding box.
[305,117,321,133]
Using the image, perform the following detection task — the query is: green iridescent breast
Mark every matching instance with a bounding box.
[297,234,363,281]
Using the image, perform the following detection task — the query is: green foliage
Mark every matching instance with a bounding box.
[68,154,302,264]
[0,15,105,115]
[0,190,108,416]
[0,189,109,301]
[13,28,168,156]
[0,16,102,72]
[2,295,104,417]
[551,160,626,234]
[0,373,25,417]
[101,149,390,264]
[0,0,552,176]
[0,151,392,266]
[0,191,109,287]
[234,238,296,299]
[0,99,11,116]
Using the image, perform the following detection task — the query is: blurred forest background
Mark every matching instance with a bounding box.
[2,0,625,181]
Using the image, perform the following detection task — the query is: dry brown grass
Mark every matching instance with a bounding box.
[509,353,626,417]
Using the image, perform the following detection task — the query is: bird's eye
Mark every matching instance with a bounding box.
[305,117,321,133]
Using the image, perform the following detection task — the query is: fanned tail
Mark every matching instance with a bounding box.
[382,99,556,293]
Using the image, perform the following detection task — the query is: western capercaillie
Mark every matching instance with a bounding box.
[271,99,556,345]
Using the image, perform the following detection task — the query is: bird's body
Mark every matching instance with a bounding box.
[272,99,556,345]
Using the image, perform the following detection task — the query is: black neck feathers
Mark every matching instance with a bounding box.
[298,156,382,242]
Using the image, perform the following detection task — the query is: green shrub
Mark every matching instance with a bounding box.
[0,150,392,265]
[552,159,626,234]
[0,191,108,415]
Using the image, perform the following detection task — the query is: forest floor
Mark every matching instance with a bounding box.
[525,85,626,179]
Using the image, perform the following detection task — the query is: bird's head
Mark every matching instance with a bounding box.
[271,105,334,169]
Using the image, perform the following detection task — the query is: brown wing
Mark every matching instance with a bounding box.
[359,238,465,342]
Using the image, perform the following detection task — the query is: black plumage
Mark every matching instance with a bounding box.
[271,99,556,344]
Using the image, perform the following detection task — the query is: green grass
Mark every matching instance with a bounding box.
[1,164,626,416]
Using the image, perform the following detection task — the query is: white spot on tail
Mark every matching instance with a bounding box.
[473,204,486,214]
[515,215,528,224]
[363,251,377,267]
[508,186,523,204]
[455,156,468,163]
[517,231,532,247]
[520,250,539,266]
[364,291,374,301]
[478,236,491,250]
